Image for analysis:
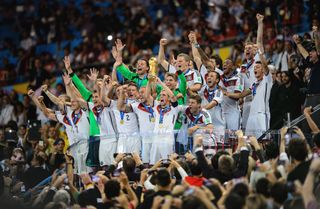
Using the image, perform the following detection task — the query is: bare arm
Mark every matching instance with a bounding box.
[63,73,88,109]
[156,77,177,103]
[302,159,320,208]
[256,14,264,54]
[293,35,309,59]
[312,26,320,55]
[189,31,202,70]
[41,85,64,108]
[157,39,169,70]
[304,107,320,133]
[224,89,251,99]
[117,87,132,113]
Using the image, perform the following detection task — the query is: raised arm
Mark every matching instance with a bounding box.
[117,86,132,113]
[41,85,63,108]
[111,46,119,82]
[63,56,92,101]
[157,38,170,70]
[293,35,309,59]
[304,107,320,133]
[63,73,88,109]
[156,77,177,103]
[302,159,320,208]
[312,26,320,55]
[189,31,202,70]
[37,96,57,121]
[256,14,264,54]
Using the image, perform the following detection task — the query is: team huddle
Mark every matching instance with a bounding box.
[28,14,273,174]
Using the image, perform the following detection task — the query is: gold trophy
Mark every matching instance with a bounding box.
[148,57,157,82]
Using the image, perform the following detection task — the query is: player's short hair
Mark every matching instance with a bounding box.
[137,58,150,69]
[189,94,202,104]
[104,180,120,199]
[245,41,255,46]
[155,169,171,187]
[177,53,191,62]
[165,72,178,81]
[207,70,220,83]
[127,82,138,90]
[288,138,308,162]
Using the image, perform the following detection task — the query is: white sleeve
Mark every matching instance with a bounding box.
[177,167,188,179]
[143,175,156,190]
[279,152,289,164]
[202,110,212,125]
[200,65,208,81]
[193,70,202,84]
[168,64,177,73]
[109,100,118,110]
[88,102,94,111]
[55,111,65,125]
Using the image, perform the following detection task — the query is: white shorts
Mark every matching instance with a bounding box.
[69,140,91,174]
[149,134,174,165]
[246,112,270,138]
[99,138,117,166]
[242,101,252,129]
[224,110,240,130]
[117,133,141,154]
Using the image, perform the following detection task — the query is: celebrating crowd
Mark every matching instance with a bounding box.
[1,2,320,209]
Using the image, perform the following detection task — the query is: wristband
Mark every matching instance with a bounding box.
[194,43,200,48]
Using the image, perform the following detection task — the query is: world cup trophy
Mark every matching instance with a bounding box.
[148,57,157,82]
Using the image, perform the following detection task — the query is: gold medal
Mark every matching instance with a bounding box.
[159,124,163,128]
[120,120,124,125]
[151,117,155,123]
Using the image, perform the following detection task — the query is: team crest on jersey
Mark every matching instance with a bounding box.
[185,73,194,82]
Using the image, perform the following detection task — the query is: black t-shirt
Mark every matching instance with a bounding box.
[287,160,311,184]
[137,190,171,209]
[306,56,320,94]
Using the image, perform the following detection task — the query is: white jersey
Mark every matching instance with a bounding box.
[199,85,225,129]
[239,53,260,91]
[168,64,202,87]
[110,100,139,135]
[55,111,77,145]
[130,102,155,137]
[64,106,90,143]
[88,102,117,141]
[184,107,215,143]
[249,73,273,114]
[199,65,223,85]
[153,101,182,134]
[219,72,242,112]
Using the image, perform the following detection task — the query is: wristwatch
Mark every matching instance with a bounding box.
[194,43,200,48]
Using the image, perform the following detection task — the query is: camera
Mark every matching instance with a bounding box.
[113,153,132,158]
[27,120,41,141]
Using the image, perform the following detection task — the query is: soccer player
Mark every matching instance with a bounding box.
[224,61,271,138]
[185,94,215,155]
[239,14,264,128]
[114,39,149,89]
[148,77,182,164]
[107,84,141,154]
[87,76,118,167]
[199,71,225,141]
[219,59,242,131]
[158,38,202,92]
[118,83,155,163]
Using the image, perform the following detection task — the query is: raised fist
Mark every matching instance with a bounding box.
[256,13,264,22]
[159,38,168,46]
